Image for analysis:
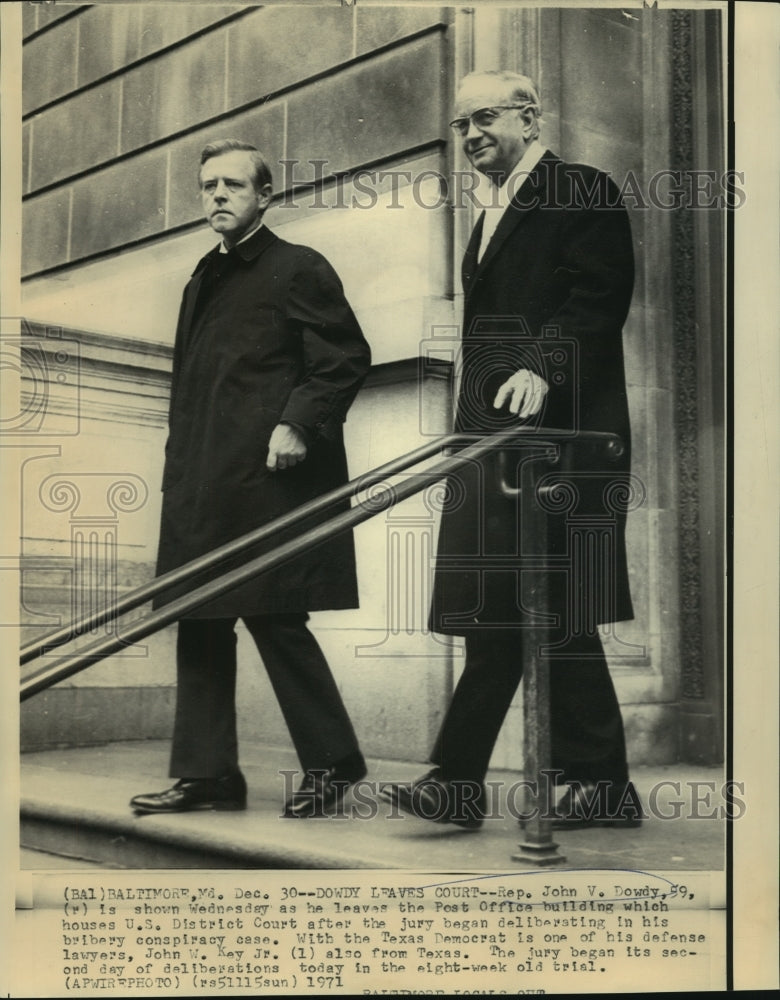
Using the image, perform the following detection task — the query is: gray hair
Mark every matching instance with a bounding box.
[459,70,543,138]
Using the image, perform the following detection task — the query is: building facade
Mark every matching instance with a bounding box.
[18,2,726,769]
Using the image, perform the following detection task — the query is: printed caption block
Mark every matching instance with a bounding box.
[13,869,725,995]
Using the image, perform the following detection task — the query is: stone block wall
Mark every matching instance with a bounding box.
[22,5,450,275]
[18,5,725,765]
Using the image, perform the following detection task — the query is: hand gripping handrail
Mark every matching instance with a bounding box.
[20,426,623,703]
[20,425,625,868]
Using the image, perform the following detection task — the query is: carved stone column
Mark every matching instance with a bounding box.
[670,9,725,761]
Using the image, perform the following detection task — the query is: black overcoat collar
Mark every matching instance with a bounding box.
[180,224,278,336]
[191,222,278,275]
[462,150,561,297]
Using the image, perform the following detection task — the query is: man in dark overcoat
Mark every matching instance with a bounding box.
[131,139,371,817]
[381,70,641,830]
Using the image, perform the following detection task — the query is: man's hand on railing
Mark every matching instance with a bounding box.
[493,369,549,419]
[267,423,308,470]
[21,426,624,697]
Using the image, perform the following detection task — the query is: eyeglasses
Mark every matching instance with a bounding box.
[449,104,535,137]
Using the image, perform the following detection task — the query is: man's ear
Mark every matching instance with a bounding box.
[256,183,273,212]
[520,107,538,138]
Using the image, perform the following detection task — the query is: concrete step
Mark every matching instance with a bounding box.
[20,740,726,871]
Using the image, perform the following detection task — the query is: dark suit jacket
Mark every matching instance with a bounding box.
[154,224,371,617]
[431,151,635,634]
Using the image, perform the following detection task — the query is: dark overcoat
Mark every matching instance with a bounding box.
[430,151,636,635]
[154,224,371,618]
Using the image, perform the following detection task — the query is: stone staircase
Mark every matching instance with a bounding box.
[19,740,726,872]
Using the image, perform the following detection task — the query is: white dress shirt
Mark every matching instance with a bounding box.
[477,140,547,262]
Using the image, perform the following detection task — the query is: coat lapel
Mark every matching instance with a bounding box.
[464,151,560,298]
[178,225,279,337]
[461,210,485,297]
[179,247,218,339]
[233,222,277,262]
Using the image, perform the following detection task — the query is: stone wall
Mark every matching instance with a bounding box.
[19,5,725,765]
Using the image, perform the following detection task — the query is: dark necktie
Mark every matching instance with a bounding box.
[462,211,485,292]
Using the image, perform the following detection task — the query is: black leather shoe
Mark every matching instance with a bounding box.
[283,752,367,818]
[549,780,644,829]
[379,768,484,830]
[130,773,247,814]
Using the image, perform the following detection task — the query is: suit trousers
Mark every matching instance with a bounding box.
[430,628,629,786]
[169,614,360,779]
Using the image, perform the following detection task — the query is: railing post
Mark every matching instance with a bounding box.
[511,452,567,866]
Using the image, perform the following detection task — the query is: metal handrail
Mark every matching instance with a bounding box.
[20,433,468,665]
[20,427,623,701]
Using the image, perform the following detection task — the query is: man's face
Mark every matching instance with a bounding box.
[200,151,271,246]
[453,77,532,182]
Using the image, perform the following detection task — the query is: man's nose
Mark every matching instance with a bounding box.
[464,117,484,140]
[213,180,228,199]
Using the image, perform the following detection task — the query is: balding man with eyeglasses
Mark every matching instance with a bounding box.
[381,70,642,832]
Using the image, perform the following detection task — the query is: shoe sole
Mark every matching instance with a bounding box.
[131,801,247,815]
[283,788,363,819]
[377,786,483,830]
[282,770,369,818]
[282,800,346,818]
